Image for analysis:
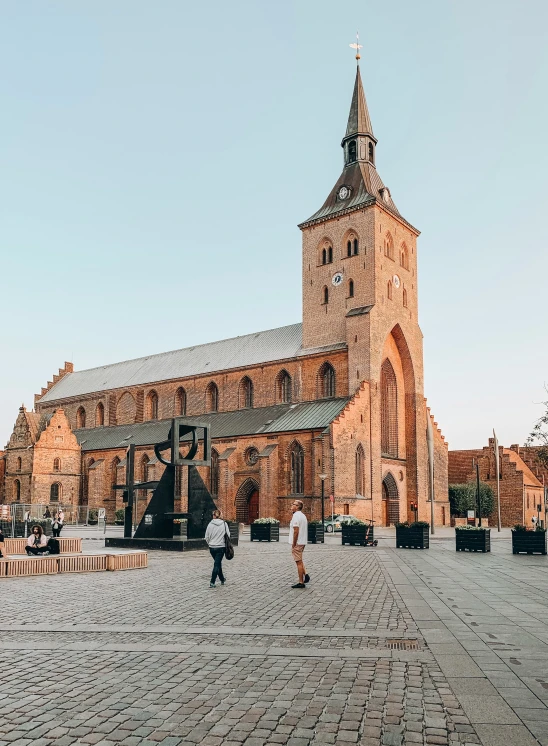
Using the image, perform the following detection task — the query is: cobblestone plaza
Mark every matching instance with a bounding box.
[2,531,548,746]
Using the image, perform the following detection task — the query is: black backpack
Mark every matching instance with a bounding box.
[47,538,60,555]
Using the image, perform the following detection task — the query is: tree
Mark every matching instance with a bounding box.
[448,482,494,517]
[527,389,548,468]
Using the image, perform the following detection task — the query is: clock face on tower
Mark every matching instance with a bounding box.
[338,186,349,200]
[332,272,343,287]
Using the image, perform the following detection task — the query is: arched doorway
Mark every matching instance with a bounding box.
[382,473,399,526]
[235,479,260,524]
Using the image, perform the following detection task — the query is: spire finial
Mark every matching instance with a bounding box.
[349,31,362,63]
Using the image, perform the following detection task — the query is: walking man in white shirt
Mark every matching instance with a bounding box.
[289,499,309,589]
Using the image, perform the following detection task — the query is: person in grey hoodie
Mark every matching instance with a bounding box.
[205,509,230,588]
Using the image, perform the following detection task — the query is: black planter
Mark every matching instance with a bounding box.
[396,526,429,549]
[512,531,547,555]
[250,523,280,542]
[88,520,98,525]
[342,524,368,546]
[455,529,490,552]
[308,524,325,544]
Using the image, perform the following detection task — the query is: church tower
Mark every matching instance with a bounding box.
[299,60,428,524]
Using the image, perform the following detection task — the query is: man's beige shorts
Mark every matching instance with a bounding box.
[292,544,305,562]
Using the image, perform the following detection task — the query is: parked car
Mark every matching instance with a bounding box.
[324,515,357,533]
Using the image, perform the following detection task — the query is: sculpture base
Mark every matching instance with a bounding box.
[105,537,238,552]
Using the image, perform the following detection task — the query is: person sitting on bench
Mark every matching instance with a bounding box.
[0,528,6,559]
[26,525,49,555]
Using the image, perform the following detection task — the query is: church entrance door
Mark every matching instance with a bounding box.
[382,473,399,526]
[248,490,259,523]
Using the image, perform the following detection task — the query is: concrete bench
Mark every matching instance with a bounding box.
[4,537,82,555]
[0,551,147,578]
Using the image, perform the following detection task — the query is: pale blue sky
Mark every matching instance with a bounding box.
[1,0,547,450]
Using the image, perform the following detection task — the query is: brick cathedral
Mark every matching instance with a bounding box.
[1,64,449,526]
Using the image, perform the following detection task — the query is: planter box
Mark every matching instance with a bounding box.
[396,526,429,549]
[455,529,490,553]
[341,525,369,546]
[250,523,280,542]
[512,531,547,555]
[308,524,324,544]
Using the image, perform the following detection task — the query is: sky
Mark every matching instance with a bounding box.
[0,0,547,450]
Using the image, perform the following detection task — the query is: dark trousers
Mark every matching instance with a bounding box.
[26,546,48,555]
[52,527,62,537]
[210,547,225,584]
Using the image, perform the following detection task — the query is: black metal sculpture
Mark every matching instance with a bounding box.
[107,418,219,549]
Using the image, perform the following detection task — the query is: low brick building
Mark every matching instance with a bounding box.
[449,439,544,527]
[1,63,449,526]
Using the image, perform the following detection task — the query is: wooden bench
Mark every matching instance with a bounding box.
[4,537,82,555]
[0,551,147,578]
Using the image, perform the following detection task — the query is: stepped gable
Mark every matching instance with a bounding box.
[426,403,448,449]
[34,362,74,405]
[38,324,309,404]
[511,445,548,485]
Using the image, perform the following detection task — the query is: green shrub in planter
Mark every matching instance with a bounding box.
[115,508,125,525]
[455,526,490,552]
[88,509,98,525]
[396,521,430,549]
[511,525,547,555]
[341,519,368,546]
[251,518,280,542]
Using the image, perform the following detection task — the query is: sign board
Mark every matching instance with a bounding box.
[467,510,475,519]
[98,508,106,519]
[144,514,153,525]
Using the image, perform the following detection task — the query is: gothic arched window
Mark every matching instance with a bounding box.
[319,362,336,398]
[206,382,219,412]
[347,240,352,257]
[348,279,354,298]
[146,391,159,420]
[50,482,61,503]
[381,359,398,458]
[327,246,333,263]
[53,458,61,472]
[14,479,21,501]
[356,444,365,496]
[210,449,219,496]
[95,402,104,427]
[276,370,292,404]
[289,442,305,495]
[76,406,86,429]
[239,377,254,409]
[384,233,394,260]
[353,238,359,255]
[322,248,327,265]
[400,243,409,270]
[348,140,357,163]
[175,387,186,416]
[322,286,329,305]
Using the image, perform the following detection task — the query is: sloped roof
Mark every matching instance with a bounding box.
[345,66,374,139]
[74,398,349,451]
[39,324,310,403]
[505,448,543,488]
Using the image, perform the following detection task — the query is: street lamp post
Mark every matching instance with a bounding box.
[319,473,328,541]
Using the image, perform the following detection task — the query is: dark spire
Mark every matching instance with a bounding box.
[345,65,374,140]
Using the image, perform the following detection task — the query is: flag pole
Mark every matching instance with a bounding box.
[493,429,501,532]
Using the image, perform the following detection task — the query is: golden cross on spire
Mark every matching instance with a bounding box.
[349,31,362,62]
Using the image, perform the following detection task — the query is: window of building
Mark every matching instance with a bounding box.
[353,238,359,255]
[16,457,22,472]
[210,449,219,496]
[322,286,329,305]
[400,243,409,270]
[289,441,304,494]
[347,240,352,257]
[206,382,219,412]
[321,248,327,265]
[239,376,254,409]
[348,140,357,163]
[50,482,61,503]
[175,387,187,416]
[146,391,159,420]
[53,458,61,472]
[384,233,394,260]
[343,503,350,515]
[319,362,336,398]
[403,288,408,308]
[356,444,366,496]
[387,280,393,300]
[368,142,374,164]
[14,479,21,501]
[95,402,104,427]
[327,246,333,263]
[381,359,398,458]
[348,279,354,298]
[76,406,86,429]
[276,370,292,404]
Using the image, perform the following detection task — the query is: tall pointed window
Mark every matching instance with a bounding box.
[76,406,86,429]
[348,140,357,163]
[387,280,393,300]
[347,240,352,257]
[319,362,336,398]
[50,483,61,503]
[95,402,104,427]
[239,377,254,409]
[384,233,394,260]
[206,382,219,412]
[327,246,333,263]
[289,442,305,494]
[322,286,329,305]
[381,359,398,458]
[368,142,374,164]
[353,238,359,255]
[276,370,292,404]
[16,457,22,472]
[175,387,187,416]
[322,248,327,265]
[53,458,61,472]
[210,449,219,496]
[14,479,21,501]
[400,243,409,270]
[403,288,408,308]
[146,390,159,420]
[348,279,354,298]
[356,444,365,496]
